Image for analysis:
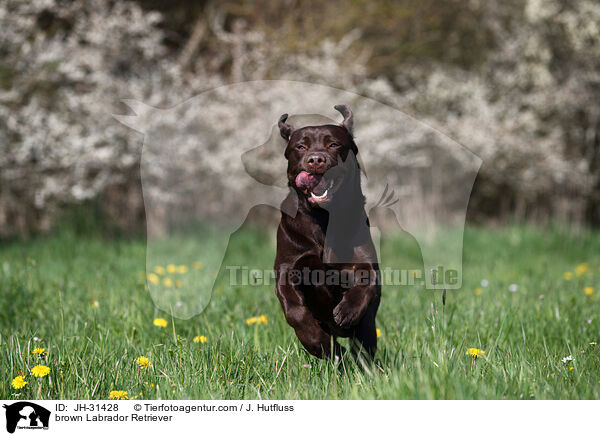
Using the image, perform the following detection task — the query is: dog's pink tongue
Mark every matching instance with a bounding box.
[295,171,322,192]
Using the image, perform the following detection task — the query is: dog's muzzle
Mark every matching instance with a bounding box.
[295,170,335,205]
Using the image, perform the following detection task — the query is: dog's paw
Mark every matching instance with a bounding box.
[333,299,363,328]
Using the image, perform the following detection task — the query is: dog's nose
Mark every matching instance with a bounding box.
[305,153,328,173]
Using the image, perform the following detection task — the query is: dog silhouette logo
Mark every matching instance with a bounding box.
[3,402,50,433]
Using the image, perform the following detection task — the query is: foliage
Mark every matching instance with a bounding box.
[1,0,598,236]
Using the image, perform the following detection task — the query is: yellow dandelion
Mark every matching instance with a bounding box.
[376,328,381,338]
[11,376,27,389]
[569,366,574,371]
[135,356,152,370]
[466,348,485,358]
[162,277,173,288]
[175,280,183,288]
[153,266,165,275]
[91,299,100,308]
[193,261,204,270]
[247,315,268,325]
[474,287,483,296]
[147,273,160,285]
[31,365,50,378]
[563,272,573,281]
[109,390,128,400]
[584,287,594,296]
[575,262,588,277]
[153,318,168,328]
[166,264,177,274]
[176,265,188,274]
[193,335,208,343]
[32,348,46,357]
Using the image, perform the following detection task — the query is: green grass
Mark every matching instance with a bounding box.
[1,224,599,399]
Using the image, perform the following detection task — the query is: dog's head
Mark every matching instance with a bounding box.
[279,105,360,208]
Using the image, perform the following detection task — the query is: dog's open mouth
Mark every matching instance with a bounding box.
[295,170,336,205]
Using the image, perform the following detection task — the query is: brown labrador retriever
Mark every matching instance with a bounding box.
[274,105,381,360]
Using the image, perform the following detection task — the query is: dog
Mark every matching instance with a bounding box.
[274,105,381,359]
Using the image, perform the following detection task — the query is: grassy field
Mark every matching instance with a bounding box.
[1,224,600,400]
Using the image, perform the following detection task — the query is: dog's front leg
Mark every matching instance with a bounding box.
[333,267,380,329]
[286,302,344,359]
[276,272,344,359]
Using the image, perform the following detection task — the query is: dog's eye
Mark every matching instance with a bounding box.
[296,144,306,150]
[329,143,340,148]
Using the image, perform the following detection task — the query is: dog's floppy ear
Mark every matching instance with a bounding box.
[334,104,353,136]
[278,114,294,141]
